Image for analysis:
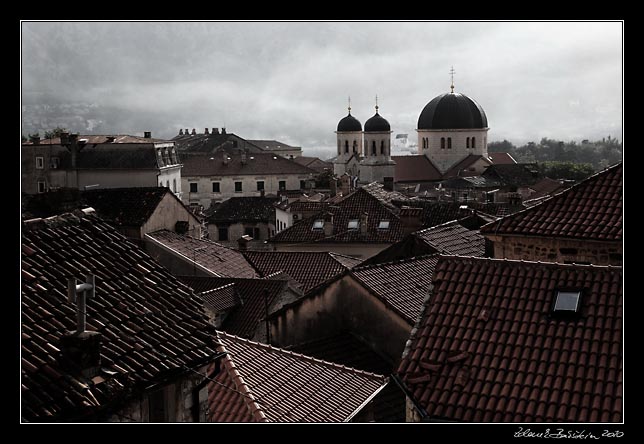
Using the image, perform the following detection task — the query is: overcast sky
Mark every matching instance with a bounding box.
[21,21,622,154]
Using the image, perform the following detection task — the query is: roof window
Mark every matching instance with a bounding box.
[553,290,582,313]
[312,220,324,230]
[348,219,359,230]
[378,220,390,229]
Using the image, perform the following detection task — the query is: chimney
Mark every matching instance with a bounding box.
[60,131,70,145]
[360,212,368,235]
[185,128,190,135]
[329,178,338,197]
[223,151,229,165]
[383,176,394,191]
[399,206,423,235]
[69,134,79,169]
[29,134,40,145]
[144,131,152,139]
[205,128,210,135]
[221,127,226,134]
[237,235,252,251]
[323,212,334,236]
[191,128,197,135]
[213,128,220,134]
[59,273,101,378]
[179,129,184,135]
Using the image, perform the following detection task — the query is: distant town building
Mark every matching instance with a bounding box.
[21,132,182,198]
[247,139,302,158]
[180,151,316,207]
[205,196,279,243]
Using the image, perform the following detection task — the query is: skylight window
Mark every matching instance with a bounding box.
[554,290,582,313]
[378,220,390,229]
[348,219,359,230]
[312,220,324,230]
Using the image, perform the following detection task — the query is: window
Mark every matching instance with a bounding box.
[235,182,243,192]
[218,227,229,241]
[345,141,349,153]
[447,138,452,149]
[471,137,476,148]
[160,182,164,187]
[166,180,170,188]
[171,148,178,164]
[279,180,286,191]
[300,180,306,189]
[380,141,385,155]
[553,290,582,313]
[36,156,44,169]
[189,183,198,193]
[466,137,470,148]
[313,220,324,230]
[212,182,220,193]
[378,220,390,229]
[353,140,357,153]
[257,181,265,191]
[371,141,376,155]
[37,181,46,193]
[441,137,445,149]
[173,179,177,192]
[338,140,341,155]
[348,219,359,230]
[245,227,260,239]
[50,157,60,169]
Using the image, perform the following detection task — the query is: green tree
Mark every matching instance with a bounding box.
[538,161,595,181]
[44,126,67,139]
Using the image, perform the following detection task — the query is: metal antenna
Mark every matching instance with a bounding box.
[450,66,456,93]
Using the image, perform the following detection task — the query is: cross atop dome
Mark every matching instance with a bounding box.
[450,66,456,93]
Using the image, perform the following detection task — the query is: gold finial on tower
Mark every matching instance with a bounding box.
[375,94,379,113]
[450,66,456,93]
[348,95,352,114]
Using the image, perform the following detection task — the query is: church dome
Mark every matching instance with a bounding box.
[337,112,362,132]
[364,112,391,132]
[417,92,488,130]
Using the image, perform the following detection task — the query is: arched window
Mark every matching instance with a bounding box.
[338,140,341,155]
[425,138,429,149]
[173,179,177,192]
[166,180,170,188]
[441,137,445,149]
[380,141,385,155]
[472,137,476,148]
[447,138,452,149]
[372,141,376,155]
[353,140,357,153]
[345,140,349,153]
[466,137,470,148]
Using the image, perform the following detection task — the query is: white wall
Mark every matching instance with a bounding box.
[418,128,489,173]
[334,130,363,177]
[360,131,395,184]
[158,166,183,198]
[182,174,310,208]
[275,207,294,233]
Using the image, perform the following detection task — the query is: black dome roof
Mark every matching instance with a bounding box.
[417,92,488,130]
[337,112,362,132]
[364,112,391,132]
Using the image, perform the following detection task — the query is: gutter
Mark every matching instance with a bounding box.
[390,373,430,422]
[344,377,390,422]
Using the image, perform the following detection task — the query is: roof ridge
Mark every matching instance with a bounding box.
[436,254,623,270]
[199,282,236,296]
[216,339,268,422]
[353,253,440,272]
[22,208,96,231]
[217,331,386,381]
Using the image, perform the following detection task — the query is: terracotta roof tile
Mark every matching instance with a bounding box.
[208,332,387,422]
[481,163,622,241]
[177,276,289,339]
[243,251,357,293]
[488,152,517,165]
[182,152,316,177]
[206,196,279,223]
[146,230,258,278]
[413,220,485,257]
[397,256,622,422]
[351,255,439,324]
[269,184,405,244]
[21,211,218,421]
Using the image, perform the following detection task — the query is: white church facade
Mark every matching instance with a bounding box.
[333,78,490,183]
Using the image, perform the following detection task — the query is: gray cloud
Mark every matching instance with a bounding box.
[21,21,622,155]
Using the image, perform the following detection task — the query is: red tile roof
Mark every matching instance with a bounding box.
[207,332,388,422]
[181,152,317,177]
[269,186,405,244]
[292,156,333,173]
[488,152,517,165]
[21,211,219,421]
[442,154,492,179]
[351,255,440,324]
[527,177,569,200]
[393,155,443,182]
[24,135,170,145]
[397,256,622,422]
[481,163,622,241]
[243,251,358,293]
[414,220,486,257]
[177,276,290,339]
[145,230,258,278]
[206,196,279,223]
